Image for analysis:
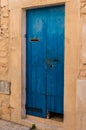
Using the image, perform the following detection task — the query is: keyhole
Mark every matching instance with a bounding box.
[46,59,50,64]
[50,64,53,68]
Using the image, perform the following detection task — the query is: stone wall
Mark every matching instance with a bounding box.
[0,0,9,75]
[76,1,86,130]
[0,0,10,121]
[79,0,86,79]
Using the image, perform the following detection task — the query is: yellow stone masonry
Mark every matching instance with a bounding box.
[0,0,10,121]
[78,1,86,79]
[0,0,9,74]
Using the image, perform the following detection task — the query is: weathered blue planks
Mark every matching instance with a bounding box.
[26,5,65,118]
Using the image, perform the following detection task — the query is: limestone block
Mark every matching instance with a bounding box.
[82,20,86,57]
[76,113,81,130]
[0,39,8,50]
[79,4,86,79]
[77,80,86,112]
[81,57,86,65]
[77,112,86,130]
[81,1,86,14]
[9,9,21,37]
[1,108,10,120]
[0,51,8,57]
[80,63,86,70]
[0,66,8,74]
[81,113,86,130]
[1,0,8,7]
[0,80,11,95]
[9,0,21,10]
[79,70,86,77]
[0,95,10,120]
[64,111,76,130]
[22,0,69,8]
[1,6,8,13]
[76,80,86,130]
[0,28,8,37]
[0,1,9,75]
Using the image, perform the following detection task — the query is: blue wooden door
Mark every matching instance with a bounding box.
[26,5,65,118]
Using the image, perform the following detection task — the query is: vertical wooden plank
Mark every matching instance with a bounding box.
[46,5,64,114]
[26,8,47,118]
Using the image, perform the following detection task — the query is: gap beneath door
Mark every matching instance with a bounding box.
[47,112,63,122]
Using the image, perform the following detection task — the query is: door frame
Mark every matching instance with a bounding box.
[18,0,80,129]
[22,3,65,119]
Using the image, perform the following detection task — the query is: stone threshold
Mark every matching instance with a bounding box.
[21,115,63,130]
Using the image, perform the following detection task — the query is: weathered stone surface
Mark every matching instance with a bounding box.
[0,0,10,122]
[78,1,86,79]
[0,95,10,120]
[0,80,11,95]
[76,1,86,130]
[81,1,86,14]
[0,0,9,74]
[0,120,30,130]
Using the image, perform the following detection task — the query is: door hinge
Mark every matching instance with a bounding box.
[24,34,27,38]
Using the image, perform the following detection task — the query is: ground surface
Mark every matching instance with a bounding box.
[0,119,63,130]
[0,120,29,130]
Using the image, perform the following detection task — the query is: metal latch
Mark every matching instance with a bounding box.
[30,38,40,42]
